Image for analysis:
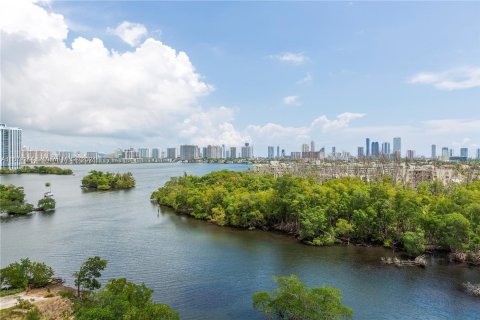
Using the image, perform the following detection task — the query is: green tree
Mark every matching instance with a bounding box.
[335,219,354,245]
[0,258,54,289]
[0,184,34,215]
[75,278,179,320]
[37,197,56,211]
[401,231,426,257]
[252,275,352,320]
[74,256,108,297]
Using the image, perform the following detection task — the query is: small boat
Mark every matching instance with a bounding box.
[44,191,54,198]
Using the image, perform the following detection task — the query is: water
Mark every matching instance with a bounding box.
[1,163,479,319]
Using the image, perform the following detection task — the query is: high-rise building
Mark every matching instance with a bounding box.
[301,144,310,153]
[267,146,275,159]
[241,143,253,159]
[138,148,150,158]
[22,147,50,164]
[366,138,370,157]
[180,145,199,161]
[167,147,176,159]
[222,144,226,159]
[122,148,138,159]
[310,140,315,152]
[431,144,437,160]
[460,148,468,158]
[1,124,22,169]
[371,141,380,157]
[441,147,449,160]
[206,145,222,159]
[151,148,160,159]
[392,137,401,152]
[476,148,480,160]
[357,146,365,158]
[230,147,237,159]
[226,150,230,158]
[406,150,415,160]
[86,152,99,160]
[381,142,391,155]
[332,146,336,155]
[276,146,280,159]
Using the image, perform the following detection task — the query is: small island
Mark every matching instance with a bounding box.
[0,166,73,175]
[81,170,135,190]
[0,184,56,215]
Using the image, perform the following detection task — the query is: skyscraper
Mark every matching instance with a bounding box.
[276,146,280,159]
[332,146,336,154]
[407,150,415,160]
[371,141,380,157]
[477,148,480,160]
[241,142,253,159]
[1,123,22,169]
[393,137,401,157]
[441,147,449,160]
[151,148,160,159]
[460,148,468,158]
[230,147,237,159]
[357,147,365,158]
[310,140,315,152]
[206,145,222,159]
[381,142,391,155]
[431,144,436,160]
[167,147,176,159]
[180,145,199,161]
[301,144,310,153]
[366,138,370,157]
[267,146,275,159]
[138,148,150,158]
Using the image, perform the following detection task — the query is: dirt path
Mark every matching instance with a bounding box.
[0,290,50,309]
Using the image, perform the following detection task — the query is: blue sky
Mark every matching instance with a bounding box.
[2,1,479,156]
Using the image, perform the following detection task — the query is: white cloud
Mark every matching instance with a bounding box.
[283,95,301,106]
[108,21,148,47]
[1,1,218,143]
[272,52,307,65]
[247,112,365,139]
[410,67,480,90]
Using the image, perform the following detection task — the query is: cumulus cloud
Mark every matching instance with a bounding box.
[247,112,365,139]
[1,0,222,143]
[283,95,301,106]
[272,52,307,65]
[410,67,480,90]
[108,21,148,47]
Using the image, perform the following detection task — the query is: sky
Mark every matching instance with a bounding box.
[1,0,479,157]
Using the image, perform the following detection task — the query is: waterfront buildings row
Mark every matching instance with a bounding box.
[3,123,480,167]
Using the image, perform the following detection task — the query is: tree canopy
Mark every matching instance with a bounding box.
[253,275,352,320]
[0,166,73,175]
[151,170,480,259]
[0,258,54,289]
[0,184,34,215]
[81,171,135,190]
[75,278,179,320]
[74,256,108,296]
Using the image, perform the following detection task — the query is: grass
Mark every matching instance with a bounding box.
[0,288,24,297]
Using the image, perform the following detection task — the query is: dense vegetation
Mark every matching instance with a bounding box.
[151,171,480,259]
[0,166,73,175]
[0,184,34,215]
[37,197,56,211]
[253,275,352,320]
[81,170,135,190]
[0,258,54,289]
[75,278,179,320]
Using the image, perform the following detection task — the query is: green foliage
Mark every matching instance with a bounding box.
[401,231,426,257]
[252,275,352,320]
[151,171,480,256]
[75,278,179,320]
[74,256,108,296]
[0,287,23,297]
[0,258,54,289]
[81,171,135,190]
[0,184,34,215]
[37,197,56,211]
[0,166,73,175]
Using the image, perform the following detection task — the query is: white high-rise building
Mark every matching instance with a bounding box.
[431,144,437,159]
[241,142,253,159]
[206,145,223,159]
[1,123,22,169]
[138,148,150,158]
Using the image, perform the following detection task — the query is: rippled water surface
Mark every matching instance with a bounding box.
[1,163,479,319]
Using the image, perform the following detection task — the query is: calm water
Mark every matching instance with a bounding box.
[1,163,479,319]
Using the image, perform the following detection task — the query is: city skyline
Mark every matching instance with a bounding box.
[1,1,479,154]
